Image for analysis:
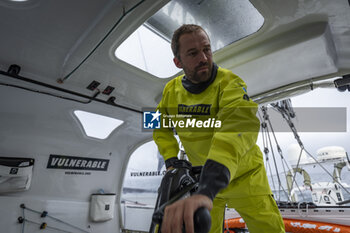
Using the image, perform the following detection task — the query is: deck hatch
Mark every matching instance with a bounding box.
[115,0,264,78]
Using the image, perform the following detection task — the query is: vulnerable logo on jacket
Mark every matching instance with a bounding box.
[178,104,211,115]
[47,155,109,171]
[143,110,161,129]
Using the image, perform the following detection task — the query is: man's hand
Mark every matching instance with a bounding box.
[166,166,174,171]
[161,194,212,233]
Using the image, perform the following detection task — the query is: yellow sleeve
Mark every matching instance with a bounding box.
[207,76,260,181]
[153,86,179,161]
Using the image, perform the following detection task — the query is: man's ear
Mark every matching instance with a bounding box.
[173,57,183,69]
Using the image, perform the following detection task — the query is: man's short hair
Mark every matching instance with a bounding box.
[171,24,209,59]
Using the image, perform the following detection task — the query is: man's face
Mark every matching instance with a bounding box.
[173,30,213,84]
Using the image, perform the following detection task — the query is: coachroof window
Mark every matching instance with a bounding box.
[74,110,123,140]
[115,0,264,78]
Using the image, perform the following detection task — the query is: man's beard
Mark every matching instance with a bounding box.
[185,62,212,83]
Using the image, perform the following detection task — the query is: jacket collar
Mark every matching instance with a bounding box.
[181,63,218,94]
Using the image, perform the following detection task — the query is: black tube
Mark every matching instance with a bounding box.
[0,70,142,114]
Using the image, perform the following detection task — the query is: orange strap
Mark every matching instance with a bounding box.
[225,217,350,233]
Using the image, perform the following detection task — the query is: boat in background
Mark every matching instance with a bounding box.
[225,101,350,233]
[225,145,350,232]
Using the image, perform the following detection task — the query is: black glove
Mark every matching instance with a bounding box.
[165,157,179,169]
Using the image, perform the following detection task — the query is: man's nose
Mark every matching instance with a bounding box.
[198,51,208,62]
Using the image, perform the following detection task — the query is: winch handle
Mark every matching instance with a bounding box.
[193,206,211,233]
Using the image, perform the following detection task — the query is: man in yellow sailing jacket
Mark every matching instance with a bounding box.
[153,24,285,233]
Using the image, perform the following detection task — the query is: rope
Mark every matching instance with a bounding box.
[259,110,277,194]
[19,217,74,233]
[289,149,306,201]
[274,101,350,200]
[266,112,299,199]
[260,106,291,202]
[271,103,307,201]
[20,204,89,233]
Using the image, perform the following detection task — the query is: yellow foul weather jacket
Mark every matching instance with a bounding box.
[153,65,271,199]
